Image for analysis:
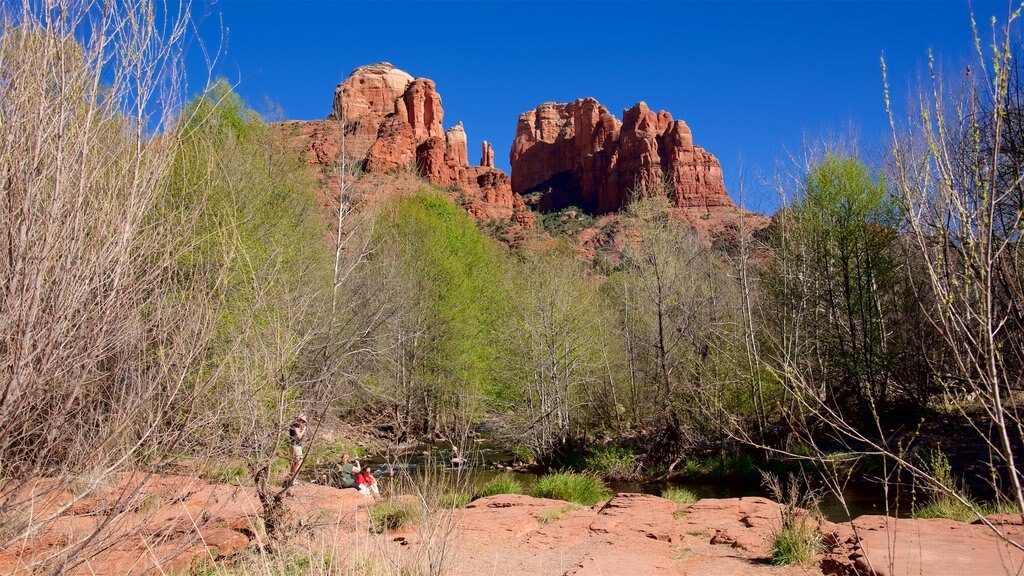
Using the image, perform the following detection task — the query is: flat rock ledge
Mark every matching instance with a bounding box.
[2,475,1021,575]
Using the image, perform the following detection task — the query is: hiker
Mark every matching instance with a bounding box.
[288,414,307,483]
[355,464,380,498]
[337,454,357,489]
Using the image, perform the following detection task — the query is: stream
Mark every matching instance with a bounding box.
[345,441,906,523]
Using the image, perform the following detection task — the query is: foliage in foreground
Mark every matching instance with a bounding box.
[532,472,611,506]
[763,473,824,566]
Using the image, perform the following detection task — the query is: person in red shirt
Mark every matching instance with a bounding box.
[355,464,380,498]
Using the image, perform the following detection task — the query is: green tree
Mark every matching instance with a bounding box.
[362,192,508,439]
[496,245,605,463]
[763,155,908,422]
[166,81,334,531]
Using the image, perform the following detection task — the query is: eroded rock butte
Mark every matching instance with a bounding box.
[279,63,534,228]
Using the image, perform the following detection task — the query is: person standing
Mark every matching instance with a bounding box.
[288,414,307,484]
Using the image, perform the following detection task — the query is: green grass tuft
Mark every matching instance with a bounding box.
[368,500,419,534]
[536,503,582,524]
[475,474,524,498]
[770,520,823,566]
[532,472,611,506]
[661,487,698,506]
[438,491,472,509]
[583,446,639,479]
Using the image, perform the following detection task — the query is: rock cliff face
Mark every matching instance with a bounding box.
[293,63,534,227]
[510,98,733,216]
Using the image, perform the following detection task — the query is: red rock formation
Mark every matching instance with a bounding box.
[510,98,735,216]
[480,140,494,168]
[330,63,415,162]
[286,63,533,230]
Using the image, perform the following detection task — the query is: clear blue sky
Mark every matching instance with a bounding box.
[190,1,1010,214]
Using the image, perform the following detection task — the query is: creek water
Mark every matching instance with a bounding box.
[353,441,905,523]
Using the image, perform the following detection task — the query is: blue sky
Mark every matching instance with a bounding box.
[190,1,1010,214]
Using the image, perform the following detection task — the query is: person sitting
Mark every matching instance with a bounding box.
[355,464,380,498]
[337,454,357,489]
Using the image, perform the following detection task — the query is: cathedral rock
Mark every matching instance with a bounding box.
[510,98,734,216]
[280,63,534,227]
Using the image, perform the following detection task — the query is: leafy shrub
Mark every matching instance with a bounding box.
[368,500,419,534]
[913,448,977,522]
[914,498,976,522]
[475,474,524,498]
[532,472,611,506]
[209,463,248,486]
[583,445,639,479]
[661,487,698,505]
[541,206,595,237]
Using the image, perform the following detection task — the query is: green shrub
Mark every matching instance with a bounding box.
[661,487,698,505]
[438,491,471,509]
[210,463,248,486]
[913,448,977,522]
[532,472,611,506]
[583,445,639,479]
[475,474,524,498]
[763,472,824,566]
[541,206,595,237]
[368,500,419,534]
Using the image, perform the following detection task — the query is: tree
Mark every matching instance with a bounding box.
[358,192,507,440]
[609,198,741,463]
[496,245,604,463]
[762,155,911,423]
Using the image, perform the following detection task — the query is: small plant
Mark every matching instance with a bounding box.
[763,472,824,566]
[210,463,248,486]
[438,491,471,508]
[131,494,165,514]
[536,503,582,524]
[583,445,640,479]
[368,500,419,534]
[661,487,698,506]
[670,545,694,561]
[914,498,976,522]
[532,472,611,506]
[475,474,524,498]
[913,447,978,522]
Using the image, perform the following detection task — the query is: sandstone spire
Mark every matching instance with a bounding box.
[480,141,494,168]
